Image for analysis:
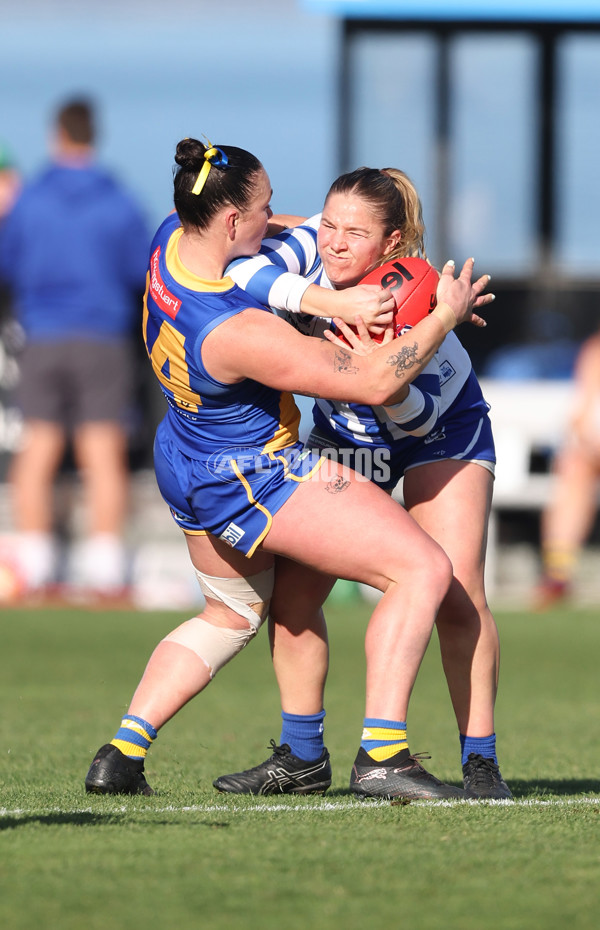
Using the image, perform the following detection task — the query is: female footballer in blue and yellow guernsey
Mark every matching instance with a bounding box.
[144,210,317,556]
[85,138,493,800]
[217,167,511,800]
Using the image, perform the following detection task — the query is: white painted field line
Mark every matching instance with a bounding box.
[2,796,600,817]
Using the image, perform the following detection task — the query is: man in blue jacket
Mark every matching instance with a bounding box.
[0,98,150,602]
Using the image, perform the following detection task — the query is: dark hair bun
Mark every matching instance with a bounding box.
[174,137,206,171]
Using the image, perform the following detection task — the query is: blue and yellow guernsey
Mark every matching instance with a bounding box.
[143,213,323,556]
[143,212,300,458]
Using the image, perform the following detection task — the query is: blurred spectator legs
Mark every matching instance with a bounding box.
[534,442,600,610]
[9,419,130,603]
[71,421,129,601]
[9,420,64,594]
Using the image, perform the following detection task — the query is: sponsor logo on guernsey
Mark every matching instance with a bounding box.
[220,523,245,548]
[150,246,181,319]
[439,359,456,384]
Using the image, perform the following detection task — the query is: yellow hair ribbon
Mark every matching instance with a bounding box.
[191,145,222,196]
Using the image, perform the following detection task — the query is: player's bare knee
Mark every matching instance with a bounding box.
[396,543,452,603]
[430,547,453,600]
[162,567,274,678]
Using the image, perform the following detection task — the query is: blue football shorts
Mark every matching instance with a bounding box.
[307,407,496,492]
[153,424,324,557]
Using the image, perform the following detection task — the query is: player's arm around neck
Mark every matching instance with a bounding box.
[202,302,448,406]
[202,258,492,406]
[202,260,493,405]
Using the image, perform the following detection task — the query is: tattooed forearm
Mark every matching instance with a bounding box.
[333,347,359,374]
[386,342,422,378]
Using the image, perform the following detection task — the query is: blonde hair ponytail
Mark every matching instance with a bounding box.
[380,168,428,263]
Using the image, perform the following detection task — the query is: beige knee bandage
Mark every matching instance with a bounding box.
[195,567,274,627]
[162,567,274,678]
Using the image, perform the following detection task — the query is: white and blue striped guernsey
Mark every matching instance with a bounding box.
[227,215,491,451]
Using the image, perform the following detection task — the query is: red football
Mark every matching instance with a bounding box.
[340,256,439,345]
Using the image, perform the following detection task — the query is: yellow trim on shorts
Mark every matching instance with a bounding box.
[284,454,326,483]
[182,528,209,536]
[230,460,273,558]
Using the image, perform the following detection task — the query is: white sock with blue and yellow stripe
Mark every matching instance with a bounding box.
[361,717,409,763]
[110,715,157,760]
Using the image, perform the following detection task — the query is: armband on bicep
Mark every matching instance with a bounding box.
[270,273,313,314]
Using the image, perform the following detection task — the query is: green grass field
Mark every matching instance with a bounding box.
[1,599,599,930]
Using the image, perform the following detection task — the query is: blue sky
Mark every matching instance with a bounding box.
[0,1,337,230]
[2,1,599,273]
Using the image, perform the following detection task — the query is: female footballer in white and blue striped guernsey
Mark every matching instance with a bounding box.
[217,167,511,799]
[228,213,490,472]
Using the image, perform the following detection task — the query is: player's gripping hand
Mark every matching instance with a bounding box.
[327,284,396,332]
[324,315,395,356]
[436,257,494,329]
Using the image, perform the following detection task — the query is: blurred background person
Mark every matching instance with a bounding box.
[0,140,24,602]
[0,141,21,354]
[534,330,600,610]
[0,98,150,604]
[0,141,21,219]
[0,138,22,466]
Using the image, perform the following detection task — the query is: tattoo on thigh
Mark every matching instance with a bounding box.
[386,342,421,377]
[326,476,351,494]
[334,347,359,374]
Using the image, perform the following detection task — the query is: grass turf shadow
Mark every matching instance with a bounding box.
[507,777,600,798]
[0,811,123,830]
